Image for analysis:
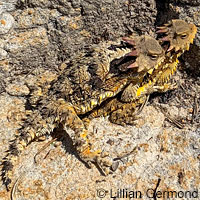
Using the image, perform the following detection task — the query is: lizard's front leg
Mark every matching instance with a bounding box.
[151,82,177,93]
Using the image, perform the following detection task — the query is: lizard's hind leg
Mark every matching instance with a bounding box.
[53,99,101,162]
[1,110,56,191]
[52,98,113,174]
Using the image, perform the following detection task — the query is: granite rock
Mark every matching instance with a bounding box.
[0,1,199,199]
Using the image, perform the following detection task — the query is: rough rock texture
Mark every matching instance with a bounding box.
[0,0,199,199]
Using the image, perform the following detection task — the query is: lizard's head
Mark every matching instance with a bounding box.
[122,35,165,74]
[157,19,197,52]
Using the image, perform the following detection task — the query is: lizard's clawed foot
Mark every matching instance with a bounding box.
[77,146,117,175]
[96,151,117,175]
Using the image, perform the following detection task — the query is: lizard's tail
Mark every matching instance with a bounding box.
[1,110,56,191]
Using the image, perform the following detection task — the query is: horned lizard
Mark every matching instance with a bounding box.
[83,20,197,126]
[1,19,197,191]
[121,19,197,102]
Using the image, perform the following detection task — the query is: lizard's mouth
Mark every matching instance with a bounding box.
[109,49,167,83]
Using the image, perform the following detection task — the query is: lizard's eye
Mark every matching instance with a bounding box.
[150,54,158,60]
[181,33,188,39]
